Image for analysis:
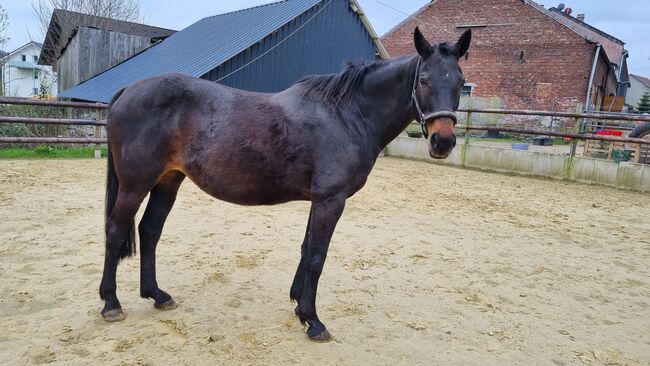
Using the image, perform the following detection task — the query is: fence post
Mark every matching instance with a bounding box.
[566,103,583,179]
[95,108,102,158]
[570,103,583,158]
[462,99,472,167]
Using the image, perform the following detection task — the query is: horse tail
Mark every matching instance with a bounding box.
[105,87,136,259]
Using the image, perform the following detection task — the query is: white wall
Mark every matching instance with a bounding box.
[1,43,58,98]
[387,136,650,193]
[626,76,649,111]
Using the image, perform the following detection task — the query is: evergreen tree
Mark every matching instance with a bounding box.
[638,91,650,113]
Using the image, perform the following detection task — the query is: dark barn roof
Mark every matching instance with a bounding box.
[39,9,176,66]
[59,0,386,103]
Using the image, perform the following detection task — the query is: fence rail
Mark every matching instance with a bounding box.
[0,116,107,126]
[0,98,649,151]
[0,97,107,110]
[0,137,106,144]
[462,125,650,145]
[457,107,650,123]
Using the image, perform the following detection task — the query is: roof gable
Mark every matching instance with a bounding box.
[382,0,622,50]
[632,74,650,88]
[545,7,624,63]
[0,41,43,61]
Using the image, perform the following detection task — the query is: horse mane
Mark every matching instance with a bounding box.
[296,60,372,104]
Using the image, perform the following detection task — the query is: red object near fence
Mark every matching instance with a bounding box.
[595,130,623,136]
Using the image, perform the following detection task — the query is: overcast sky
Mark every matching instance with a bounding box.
[3,0,649,75]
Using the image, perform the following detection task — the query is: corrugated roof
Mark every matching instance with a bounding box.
[59,0,323,103]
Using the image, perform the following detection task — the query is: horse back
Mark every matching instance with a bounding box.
[108,73,335,204]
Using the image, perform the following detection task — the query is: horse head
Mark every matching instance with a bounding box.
[413,27,471,159]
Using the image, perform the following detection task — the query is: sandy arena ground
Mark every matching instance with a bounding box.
[0,157,649,365]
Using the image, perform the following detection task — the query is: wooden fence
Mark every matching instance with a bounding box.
[1,97,650,160]
[0,97,107,145]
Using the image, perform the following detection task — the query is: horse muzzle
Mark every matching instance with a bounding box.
[425,112,457,159]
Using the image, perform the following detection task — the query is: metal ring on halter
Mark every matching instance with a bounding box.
[411,57,458,139]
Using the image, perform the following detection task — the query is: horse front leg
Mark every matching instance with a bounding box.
[296,195,346,342]
[290,209,311,309]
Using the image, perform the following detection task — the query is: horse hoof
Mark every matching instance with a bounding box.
[154,298,177,310]
[102,308,125,322]
[308,329,332,343]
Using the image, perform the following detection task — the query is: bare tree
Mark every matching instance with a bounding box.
[33,0,143,39]
[0,5,8,50]
[0,5,9,96]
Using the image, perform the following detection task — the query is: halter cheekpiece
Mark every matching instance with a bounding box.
[411,57,458,138]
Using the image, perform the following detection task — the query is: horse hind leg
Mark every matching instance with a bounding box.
[100,189,148,321]
[139,171,186,309]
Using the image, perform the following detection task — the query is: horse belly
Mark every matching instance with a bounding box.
[182,156,309,206]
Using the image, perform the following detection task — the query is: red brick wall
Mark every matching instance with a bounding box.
[381,0,606,116]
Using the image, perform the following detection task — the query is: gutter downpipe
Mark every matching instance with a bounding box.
[584,44,601,132]
[617,50,629,97]
[617,50,628,81]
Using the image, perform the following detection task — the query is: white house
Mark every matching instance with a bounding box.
[626,74,650,111]
[1,42,58,98]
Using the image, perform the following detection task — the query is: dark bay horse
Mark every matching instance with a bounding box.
[100,27,471,341]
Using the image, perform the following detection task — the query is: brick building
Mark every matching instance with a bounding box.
[381,0,626,123]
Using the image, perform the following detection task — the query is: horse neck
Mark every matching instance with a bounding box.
[355,55,419,150]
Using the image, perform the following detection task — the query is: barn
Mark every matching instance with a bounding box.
[381,0,627,117]
[38,9,177,94]
[59,0,387,103]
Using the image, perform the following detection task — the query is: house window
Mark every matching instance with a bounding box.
[34,70,39,79]
[461,83,475,97]
[33,88,39,95]
[21,55,26,62]
[33,55,38,62]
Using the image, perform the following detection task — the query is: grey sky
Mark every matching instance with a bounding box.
[2,0,649,75]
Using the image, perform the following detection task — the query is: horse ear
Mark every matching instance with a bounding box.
[455,29,472,58]
[414,27,433,58]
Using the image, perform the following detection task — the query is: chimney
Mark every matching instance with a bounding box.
[577,14,585,22]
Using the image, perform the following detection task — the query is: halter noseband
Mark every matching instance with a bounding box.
[411,57,458,138]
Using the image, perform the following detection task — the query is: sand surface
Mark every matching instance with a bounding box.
[0,157,649,365]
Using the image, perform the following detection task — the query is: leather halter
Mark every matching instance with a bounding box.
[411,57,458,138]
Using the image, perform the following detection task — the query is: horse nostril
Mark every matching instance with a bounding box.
[431,133,440,146]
